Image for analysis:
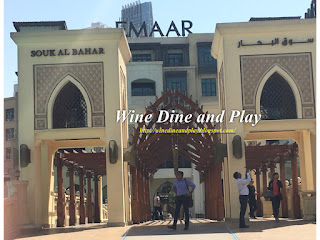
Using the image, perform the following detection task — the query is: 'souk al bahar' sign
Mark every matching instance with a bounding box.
[30,48,105,57]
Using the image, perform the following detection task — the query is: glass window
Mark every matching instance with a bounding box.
[132,54,152,62]
[6,108,14,121]
[53,82,87,129]
[198,47,217,67]
[6,128,14,141]
[166,76,187,93]
[6,148,11,159]
[201,78,216,96]
[132,82,155,96]
[260,72,297,120]
[168,54,183,66]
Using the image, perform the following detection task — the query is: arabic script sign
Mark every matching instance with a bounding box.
[238,37,314,48]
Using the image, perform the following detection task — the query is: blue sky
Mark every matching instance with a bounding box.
[4,0,311,97]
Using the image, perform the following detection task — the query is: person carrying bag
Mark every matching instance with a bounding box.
[268,172,283,222]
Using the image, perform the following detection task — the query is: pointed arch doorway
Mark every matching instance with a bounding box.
[129,89,224,223]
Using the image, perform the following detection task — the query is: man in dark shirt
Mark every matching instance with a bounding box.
[247,180,257,219]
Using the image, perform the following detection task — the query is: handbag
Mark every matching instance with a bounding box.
[263,190,273,199]
[184,179,194,208]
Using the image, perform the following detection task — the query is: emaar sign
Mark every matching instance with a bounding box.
[115,20,193,37]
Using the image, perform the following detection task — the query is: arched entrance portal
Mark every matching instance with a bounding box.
[129,89,224,223]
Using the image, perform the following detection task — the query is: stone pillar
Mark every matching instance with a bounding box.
[68,163,76,226]
[79,168,86,224]
[280,158,288,218]
[255,168,263,217]
[56,157,65,227]
[12,180,29,226]
[291,146,301,218]
[86,172,93,223]
[94,174,101,223]
[270,163,275,177]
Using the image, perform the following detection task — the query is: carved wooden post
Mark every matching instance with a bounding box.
[205,170,209,219]
[138,168,144,222]
[270,162,275,178]
[94,174,101,223]
[216,163,224,221]
[56,154,65,227]
[261,165,268,195]
[68,162,76,226]
[255,168,263,217]
[212,166,218,220]
[280,158,288,218]
[131,166,139,223]
[86,171,93,223]
[291,144,301,218]
[78,167,86,224]
[146,174,151,221]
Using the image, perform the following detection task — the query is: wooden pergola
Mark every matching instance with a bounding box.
[245,142,301,218]
[130,89,224,223]
[54,150,106,227]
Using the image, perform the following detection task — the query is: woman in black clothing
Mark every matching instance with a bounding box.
[268,173,283,222]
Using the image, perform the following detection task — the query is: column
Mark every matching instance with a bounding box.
[131,166,139,223]
[270,162,275,177]
[212,167,218,220]
[255,168,263,217]
[204,170,209,219]
[56,157,65,227]
[280,158,288,218]
[68,163,76,226]
[94,174,101,223]
[216,163,224,221]
[86,172,93,223]
[79,168,86,224]
[262,165,268,194]
[291,147,301,218]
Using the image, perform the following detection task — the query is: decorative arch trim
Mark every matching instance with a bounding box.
[47,75,92,129]
[255,65,303,119]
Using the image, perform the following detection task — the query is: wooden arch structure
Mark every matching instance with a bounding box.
[129,89,224,223]
[54,149,106,227]
[245,142,301,218]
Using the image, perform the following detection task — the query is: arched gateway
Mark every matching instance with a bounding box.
[129,89,224,223]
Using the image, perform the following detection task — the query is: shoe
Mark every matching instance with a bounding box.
[250,216,257,219]
[239,225,249,228]
[168,225,176,230]
[275,217,279,222]
[184,226,189,230]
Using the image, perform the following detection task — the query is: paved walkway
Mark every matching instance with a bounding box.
[16,218,316,240]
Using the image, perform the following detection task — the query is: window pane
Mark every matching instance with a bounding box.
[132,82,155,96]
[198,47,217,67]
[166,76,186,93]
[168,54,183,66]
[132,54,152,62]
[201,78,216,96]
[6,109,14,121]
[6,128,14,141]
[6,148,11,159]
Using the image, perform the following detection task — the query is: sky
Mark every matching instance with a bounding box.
[3,0,312,98]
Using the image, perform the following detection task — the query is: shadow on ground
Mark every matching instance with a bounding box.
[17,223,109,238]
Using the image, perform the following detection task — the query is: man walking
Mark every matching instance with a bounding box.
[168,171,196,230]
[233,170,251,228]
[247,180,257,219]
[153,192,163,220]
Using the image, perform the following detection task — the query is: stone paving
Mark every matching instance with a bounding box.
[16,218,316,240]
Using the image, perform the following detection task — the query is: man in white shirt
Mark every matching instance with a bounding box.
[233,171,251,228]
[153,192,163,220]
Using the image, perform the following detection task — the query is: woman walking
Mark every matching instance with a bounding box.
[268,173,283,222]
